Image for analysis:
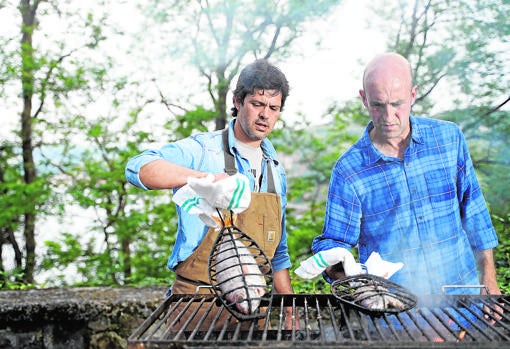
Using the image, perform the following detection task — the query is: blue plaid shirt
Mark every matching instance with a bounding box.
[312,116,498,295]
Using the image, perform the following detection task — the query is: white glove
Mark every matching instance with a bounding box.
[172,183,219,227]
[172,173,252,228]
[295,247,363,279]
[364,252,403,279]
[187,173,251,213]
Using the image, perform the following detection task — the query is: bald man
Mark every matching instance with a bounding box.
[311,53,500,297]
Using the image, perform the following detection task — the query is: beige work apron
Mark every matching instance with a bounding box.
[174,192,281,285]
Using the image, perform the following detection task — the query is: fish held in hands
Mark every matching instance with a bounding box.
[214,238,267,314]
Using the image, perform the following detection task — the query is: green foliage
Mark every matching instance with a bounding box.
[292,274,330,294]
[172,106,217,138]
[36,109,179,287]
[493,212,510,293]
[0,271,38,290]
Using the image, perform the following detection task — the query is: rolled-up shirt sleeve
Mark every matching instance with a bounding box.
[312,164,361,254]
[456,130,498,250]
[125,150,163,190]
[125,139,202,190]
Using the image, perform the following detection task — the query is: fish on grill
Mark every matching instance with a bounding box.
[331,274,417,314]
[352,284,407,311]
[213,237,267,315]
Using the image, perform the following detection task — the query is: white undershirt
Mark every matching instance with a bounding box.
[235,141,263,191]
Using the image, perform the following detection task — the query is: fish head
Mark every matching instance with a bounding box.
[225,288,250,314]
[227,288,252,314]
[226,286,265,315]
[236,288,264,315]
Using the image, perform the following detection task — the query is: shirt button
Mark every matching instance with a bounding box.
[418,216,423,220]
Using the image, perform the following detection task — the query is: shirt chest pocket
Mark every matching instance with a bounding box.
[425,172,455,210]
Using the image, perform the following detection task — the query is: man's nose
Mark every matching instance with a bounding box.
[258,105,270,118]
[382,103,395,118]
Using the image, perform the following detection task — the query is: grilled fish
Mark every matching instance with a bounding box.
[353,285,406,311]
[214,238,267,314]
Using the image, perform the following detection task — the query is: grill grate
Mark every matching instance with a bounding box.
[128,293,510,348]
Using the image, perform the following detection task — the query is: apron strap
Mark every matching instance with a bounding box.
[222,128,238,176]
[222,128,276,193]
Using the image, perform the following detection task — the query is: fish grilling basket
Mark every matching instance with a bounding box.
[331,274,418,315]
[208,210,274,321]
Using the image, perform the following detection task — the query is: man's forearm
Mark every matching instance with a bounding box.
[273,268,294,294]
[139,159,208,189]
[475,248,501,295]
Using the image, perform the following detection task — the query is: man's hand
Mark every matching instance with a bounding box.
[476,249,503,324]
[273,269,300,330]
[188,173,251,211]
[284,306,300,330]
[295,247,362,279]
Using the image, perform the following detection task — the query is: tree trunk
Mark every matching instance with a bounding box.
[122,237,131,281]
[215,67,229,131]
[19,0,40,284]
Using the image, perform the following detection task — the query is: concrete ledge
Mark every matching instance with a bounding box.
[0,286,168,349]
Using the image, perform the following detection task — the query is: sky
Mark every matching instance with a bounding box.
[283,0,386,123]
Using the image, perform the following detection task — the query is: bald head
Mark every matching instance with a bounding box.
[358,52,417,147]
[362,53,413,91]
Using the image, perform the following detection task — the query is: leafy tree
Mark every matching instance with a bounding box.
[0,0,106,285]
[0,0,141,287]
[38,103,181,286]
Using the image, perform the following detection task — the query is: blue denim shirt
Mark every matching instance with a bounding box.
[125,119,291,272]
[312,116,498,295]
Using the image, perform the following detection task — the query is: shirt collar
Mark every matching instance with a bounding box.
[361,115,424,165]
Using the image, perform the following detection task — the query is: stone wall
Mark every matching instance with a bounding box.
[0,286,167,349]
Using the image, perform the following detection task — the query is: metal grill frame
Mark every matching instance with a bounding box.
[128,293,510,349]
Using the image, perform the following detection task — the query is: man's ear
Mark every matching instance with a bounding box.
[410,85,418,105]
[359,89,368,108]
[233,95,241,110]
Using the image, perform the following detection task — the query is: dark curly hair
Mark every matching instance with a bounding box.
[231,59,290,117]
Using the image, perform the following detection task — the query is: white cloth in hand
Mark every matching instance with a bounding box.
[364,252,403,279]
[295,247,363,279]
[172,173,251,227]
[187,173,251,212]
[172,182,219,227]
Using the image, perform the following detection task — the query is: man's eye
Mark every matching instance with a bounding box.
[270,106,280,111]
[391,102,403,107]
